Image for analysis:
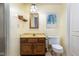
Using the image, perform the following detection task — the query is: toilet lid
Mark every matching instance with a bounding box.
[52,44,63,50]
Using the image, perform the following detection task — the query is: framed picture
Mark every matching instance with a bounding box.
[30,13,39,29]
[47,13,57,28]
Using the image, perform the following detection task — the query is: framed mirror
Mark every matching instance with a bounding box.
[30,13,39,29]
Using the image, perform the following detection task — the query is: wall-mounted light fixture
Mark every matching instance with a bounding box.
[30,4,38,13]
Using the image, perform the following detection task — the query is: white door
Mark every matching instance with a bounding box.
[69,4,79,56]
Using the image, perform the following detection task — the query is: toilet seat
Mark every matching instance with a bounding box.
[51,44,63,53]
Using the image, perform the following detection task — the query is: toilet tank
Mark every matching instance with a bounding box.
[48,36,60,45]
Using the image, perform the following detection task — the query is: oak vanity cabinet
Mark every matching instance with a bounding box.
[20,38,46,56]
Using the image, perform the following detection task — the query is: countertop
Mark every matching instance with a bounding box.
[20,33,46,38]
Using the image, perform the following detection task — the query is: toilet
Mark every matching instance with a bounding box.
[48,36,63,56]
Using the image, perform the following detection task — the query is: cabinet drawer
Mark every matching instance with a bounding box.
[28,39,38,43]
[21,43,32,46]
[38,38,45,43]
[34,43,45,46]
[20,38,28,43]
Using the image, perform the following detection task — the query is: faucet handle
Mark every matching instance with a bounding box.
[33,33,35,36]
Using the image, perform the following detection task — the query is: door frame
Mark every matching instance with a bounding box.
[65,4,71,55]
[4,3,10,56]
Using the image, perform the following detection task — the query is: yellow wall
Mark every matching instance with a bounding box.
[17,4,66,35]
[59,5,67,55]
[11,4,63,34]
[8,3,67,55]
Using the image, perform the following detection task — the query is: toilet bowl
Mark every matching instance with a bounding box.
[52,44,63,53]
[48,36,63,56]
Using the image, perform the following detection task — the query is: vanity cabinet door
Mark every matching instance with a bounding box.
[33,43,45,55]
[20,43,33,55]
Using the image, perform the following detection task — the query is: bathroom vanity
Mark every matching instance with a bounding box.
[20,33,46,56]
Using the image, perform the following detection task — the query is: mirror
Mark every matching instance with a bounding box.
[30,13,39,29]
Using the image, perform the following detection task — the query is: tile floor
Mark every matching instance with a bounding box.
[45,51,52,56]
